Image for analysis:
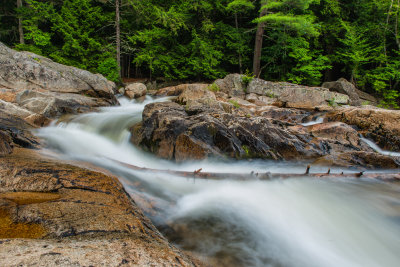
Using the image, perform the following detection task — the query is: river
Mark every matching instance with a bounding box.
[36,96,400,267]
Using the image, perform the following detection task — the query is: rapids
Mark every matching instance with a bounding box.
[36,96,400,267]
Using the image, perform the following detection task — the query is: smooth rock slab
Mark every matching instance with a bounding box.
[0,42,116,100]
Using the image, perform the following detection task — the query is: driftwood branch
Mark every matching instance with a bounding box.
[112,159,400,182]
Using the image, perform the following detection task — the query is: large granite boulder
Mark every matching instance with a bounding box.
[326,106,400,151]
[130,102,324,161]
[214,74,246,98]
[0,42,116,100]
[322,78,362,106]
[247,79,349,109]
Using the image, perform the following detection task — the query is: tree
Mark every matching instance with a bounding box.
[253,0,267,77]
[226,0,255,73]
[17,0,24,44]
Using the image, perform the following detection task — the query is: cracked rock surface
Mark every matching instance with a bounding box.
[0,148,198,267]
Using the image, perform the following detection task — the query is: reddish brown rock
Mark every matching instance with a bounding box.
[314,151,400,169]
[255,106,310,123]
[0,148,198,266]
[326,106,400,151]
[0,130,13,156]
[156,83,208,97]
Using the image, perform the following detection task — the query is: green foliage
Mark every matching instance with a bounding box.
[241,69,254,86]
[97,58,120,83]
[208,83,220,92]
[327,97,336,107]
[0,0,399,105]
[229,99,240,108]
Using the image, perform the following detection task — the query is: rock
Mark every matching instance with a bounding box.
[214,74,246,98]
[326,106,400,151]
[314,151,400,169]
[305,122,373,155]
[0,130,13,156]
[0,42,116,100]
[308,122,362,148]
[0,148,197,266]
[156,83,209,97]
[322,78,362,106]
[14,89,113,119]
[131,102,323,161]
[255,106,311,123]
[355,88,377,104]
[124,83,147,99]
[176,84,216,104]
[0,112,40,149]
[247,78,349,109]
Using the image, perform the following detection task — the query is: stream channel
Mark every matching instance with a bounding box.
[36,96,400,267]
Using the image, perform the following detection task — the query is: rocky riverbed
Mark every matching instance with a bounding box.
[1,41,400,266]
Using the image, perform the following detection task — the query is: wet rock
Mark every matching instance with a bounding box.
[322,78,362,106]
[131,102,323,161]
[314,151,400,169]
[308,122,367,149]
[247,78,349,109]
[214,74,246,98]
[0,112,40,150]
[0,42,116,100]
[124,83,147,99]
[326,106,400,151]
[0,148,197,266]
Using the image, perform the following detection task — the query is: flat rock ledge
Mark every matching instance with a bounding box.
[0,148,198,267]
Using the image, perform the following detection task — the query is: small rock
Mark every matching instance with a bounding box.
[124,83,147,99]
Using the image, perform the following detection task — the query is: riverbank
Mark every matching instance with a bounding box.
[0,147,199,266]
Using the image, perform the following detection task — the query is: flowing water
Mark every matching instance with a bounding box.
[361,137,400,157]
[36,97,400,267]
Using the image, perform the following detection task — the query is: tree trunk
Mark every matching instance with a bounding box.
[17,0,24,44]
[234,13,243,74]
[395,0,400,51]
[253,1,268,78]
[116,0,121,78]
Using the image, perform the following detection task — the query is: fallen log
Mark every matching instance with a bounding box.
[110,159,400,182]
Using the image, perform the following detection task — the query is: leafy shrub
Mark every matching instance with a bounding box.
[241,69,255,86]
[207,83,220,92]
[229,99,240,108]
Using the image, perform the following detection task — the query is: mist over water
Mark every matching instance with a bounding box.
[37,96,400,267]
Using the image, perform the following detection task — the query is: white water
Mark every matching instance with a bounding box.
[300,116,324,126]
[361,137,400,157]
[36,97,400,267]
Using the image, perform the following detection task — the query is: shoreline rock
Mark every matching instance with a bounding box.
[0,147,198,266]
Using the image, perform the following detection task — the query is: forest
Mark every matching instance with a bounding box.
[1,0,400,107]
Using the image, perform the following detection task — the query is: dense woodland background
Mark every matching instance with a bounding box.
[1,0,400,107]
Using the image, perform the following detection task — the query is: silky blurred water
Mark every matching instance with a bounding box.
[36,96,400,267]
